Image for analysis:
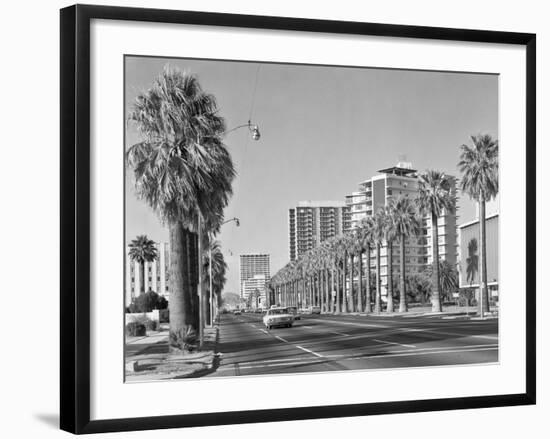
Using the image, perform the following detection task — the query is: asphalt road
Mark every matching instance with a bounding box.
[210,312,498,377]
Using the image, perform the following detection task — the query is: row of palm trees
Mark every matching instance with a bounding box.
[271,134,498,316]
[269,177,450,314]
[127,67,234,352]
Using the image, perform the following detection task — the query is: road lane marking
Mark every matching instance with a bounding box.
[295,345,324,358]
[301,325,313,329]
[259,329,269,334]
[470,334,499,340]
[275,336,288,343]
[330,331,350,337]
[237,355,345,366]
[308,318,388,328]
[346,346,498,361]
[373,338,416,348]
[399,327,498,340]
[216,346,498,372]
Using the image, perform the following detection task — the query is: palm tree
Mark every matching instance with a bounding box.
[334,235,348,313]
[358,216,375,313]
[424,260,459,303]
[439,260,459,302]
[466,238,479,288]
[202,240,227,324]
[127,67,235,352]
[128,235,158,296]
[417,170,455,313]
[349,230,363,313]
[387,195,422,312]
[325,237,339,313]
[381,207,397,313]
[372,209,386,313]
[458,134,499,316]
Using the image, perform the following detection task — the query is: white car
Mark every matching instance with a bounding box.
[263,307,295,329]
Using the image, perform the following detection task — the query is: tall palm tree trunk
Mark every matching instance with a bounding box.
[399,237,408,312]
[186,230,200,330]
[308,277,312,307]
[319,270,324,312]
[386,241,394,313]
[365,247,371,313]
[358,252,363,313]
[141,260,146,295]
[478,198,490,315]
[325,268,329,313]
[317,272,321,307]
[342,254,348,313]
[375,243,381,313]
[431,212,442,312]
[330,268,335,313]
[335,267,341,314]
[349,254,355,312]
[168,223,195,352]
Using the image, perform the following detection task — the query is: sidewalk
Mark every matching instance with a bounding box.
[126,330,168,346]
[125,326,219,382]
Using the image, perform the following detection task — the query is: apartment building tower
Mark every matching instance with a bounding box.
[345,161,458,297]
[239,253,271,299]
[288,201,349,261]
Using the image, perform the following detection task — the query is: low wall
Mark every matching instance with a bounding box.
[126,309,160,323]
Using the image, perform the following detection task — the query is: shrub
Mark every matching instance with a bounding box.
[127,291,169,313]
[126,321,146,337]
[133,316,159,331]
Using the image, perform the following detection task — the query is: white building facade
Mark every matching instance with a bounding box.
[125,241,170,307]
[345,162,458,298]
[239,253,270,300]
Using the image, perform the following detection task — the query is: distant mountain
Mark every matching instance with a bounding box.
[221,292,242,308]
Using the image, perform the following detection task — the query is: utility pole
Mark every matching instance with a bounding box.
[209,234,213,327]
[198,213,204,349]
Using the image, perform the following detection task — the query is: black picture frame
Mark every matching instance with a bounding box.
[60,4,536,434]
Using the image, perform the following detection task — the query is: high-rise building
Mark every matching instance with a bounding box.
[239,253,270,299]
[288,201,348,261]
[125,241,170,306]
[345,161,458,296]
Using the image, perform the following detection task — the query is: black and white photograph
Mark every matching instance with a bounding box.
[124,56,499,382]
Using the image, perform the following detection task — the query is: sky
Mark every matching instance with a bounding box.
[125,56,498,295]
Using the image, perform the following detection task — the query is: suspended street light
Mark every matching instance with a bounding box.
[224,120,261,141]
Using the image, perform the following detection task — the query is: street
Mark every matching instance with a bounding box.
[210,312,498,376]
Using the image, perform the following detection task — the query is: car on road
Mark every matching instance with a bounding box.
[233,309,242,315]
[310,306,321,315]
[288,306,300,320]
[263,307,295,329]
